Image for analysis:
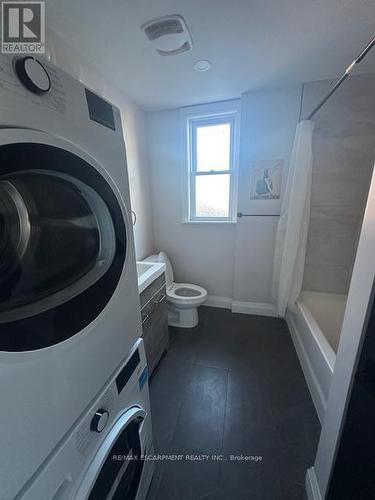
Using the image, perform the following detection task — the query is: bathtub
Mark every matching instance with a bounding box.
[286,291,347,423]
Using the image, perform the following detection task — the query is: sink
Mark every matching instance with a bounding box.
[136,262,154,276]
[136,261,166,294]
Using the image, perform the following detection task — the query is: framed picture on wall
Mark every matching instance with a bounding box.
[250,159,284,200]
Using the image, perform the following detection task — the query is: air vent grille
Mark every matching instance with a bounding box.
[157,41,191,56]
[142,15,193,56]
[144,19,183,40]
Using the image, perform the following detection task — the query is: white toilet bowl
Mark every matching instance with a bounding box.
[144,252,207,328]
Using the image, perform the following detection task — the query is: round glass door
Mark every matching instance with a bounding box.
[0,171,115,320]
[86,414,145,500]
[0,142,127,351]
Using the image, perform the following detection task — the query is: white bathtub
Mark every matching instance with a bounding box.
[286,291,347,423]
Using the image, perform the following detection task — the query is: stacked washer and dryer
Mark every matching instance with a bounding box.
[0,54,154,499]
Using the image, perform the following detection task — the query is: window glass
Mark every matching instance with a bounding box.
[196,123,231,171]
[195,174,230,218]
[185,106,239,222]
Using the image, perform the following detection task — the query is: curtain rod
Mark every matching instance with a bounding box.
[307,35,375,121]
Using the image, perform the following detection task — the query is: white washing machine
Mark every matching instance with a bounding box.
[16,339,154,500]
[0,55,143,499]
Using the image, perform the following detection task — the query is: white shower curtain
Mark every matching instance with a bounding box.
[272,120,315,317]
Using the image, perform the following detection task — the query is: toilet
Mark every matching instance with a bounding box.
[145,252,207,328]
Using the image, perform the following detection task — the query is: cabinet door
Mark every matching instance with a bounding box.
[150,289,169,373]
[140,299,154,369]
[140,273,170,375]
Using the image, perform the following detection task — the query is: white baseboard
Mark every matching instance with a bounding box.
[204,295,232,309]
[286,312,326,424]
[231,301,277,317]
[204,297,277,317]
[306,467,322,500]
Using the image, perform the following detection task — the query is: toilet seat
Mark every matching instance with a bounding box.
[167,282,207,307]
[143,252,208,327]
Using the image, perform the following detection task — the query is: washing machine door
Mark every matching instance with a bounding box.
[77,407,147,500]
[0,131,128,351]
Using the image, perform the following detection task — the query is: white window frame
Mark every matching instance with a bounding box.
[182,101,240,223]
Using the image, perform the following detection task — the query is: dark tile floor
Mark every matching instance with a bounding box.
[146,306,321,500]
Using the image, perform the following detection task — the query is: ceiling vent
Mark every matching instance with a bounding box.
[142,15,193,56]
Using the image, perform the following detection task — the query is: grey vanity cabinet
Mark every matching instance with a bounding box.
[140,273,169,375]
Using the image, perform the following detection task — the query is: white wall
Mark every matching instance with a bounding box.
[147,108,236,298]
[147,87,301,306]
[234,86,302,305]
[46,29,155,260]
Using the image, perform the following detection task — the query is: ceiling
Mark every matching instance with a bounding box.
[46,0,375,111]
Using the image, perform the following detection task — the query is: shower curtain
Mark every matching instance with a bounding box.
[272,120,315,317]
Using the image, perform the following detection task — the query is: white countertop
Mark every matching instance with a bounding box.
[136,261,166,294]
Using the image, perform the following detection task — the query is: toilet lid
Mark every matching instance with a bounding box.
[158,251,174,288]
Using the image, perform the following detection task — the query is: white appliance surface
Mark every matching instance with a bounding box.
[17,339,154,500]
[0,54,142,500]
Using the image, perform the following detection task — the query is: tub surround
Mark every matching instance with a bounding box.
[288,74,375,426]
[287,291,347,423]
[286,293,337,423]
[300,292,347,353]
[306,165,375,500]
[301,74,375,295]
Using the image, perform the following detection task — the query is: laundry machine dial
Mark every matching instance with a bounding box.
[91,409,109,433]
[15,57,51,94]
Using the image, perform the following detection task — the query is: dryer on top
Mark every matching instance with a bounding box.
[0,55,142,500]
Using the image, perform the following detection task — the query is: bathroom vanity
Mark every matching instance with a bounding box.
[137,262,169,375]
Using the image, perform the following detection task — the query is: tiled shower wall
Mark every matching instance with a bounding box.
[301,73,375,294]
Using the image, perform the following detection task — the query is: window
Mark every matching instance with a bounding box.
[184,103,239,222]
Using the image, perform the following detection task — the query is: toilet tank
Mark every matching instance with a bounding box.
[144,252,174,288]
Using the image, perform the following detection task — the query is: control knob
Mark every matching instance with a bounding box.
[15,56,51,94]
[90,409,109,433]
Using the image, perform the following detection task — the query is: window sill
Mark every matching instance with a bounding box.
[182,220,237,225]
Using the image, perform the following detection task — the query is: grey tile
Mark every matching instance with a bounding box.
[154,448,221,500]
[276,414,320,463]
[194,314,290,372]
[223,405,276,458]
[150,351,192,397]
[168,326,201,363]
[172,364,228,453]
[194,337,236,370]
[226,368,272,412]
[281,481,308,500]
[302,74,375,138]
[309,205,362,238]
[303,262,350,294]
[277,450,314,491]
[150,356,194,450]
[148,307,320,500]
[312,135,375,177]
[305,232,357,268]
[218,459,283,500]
[145,462,164,500]
[224,369,276,457]
[302,78,375,297]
